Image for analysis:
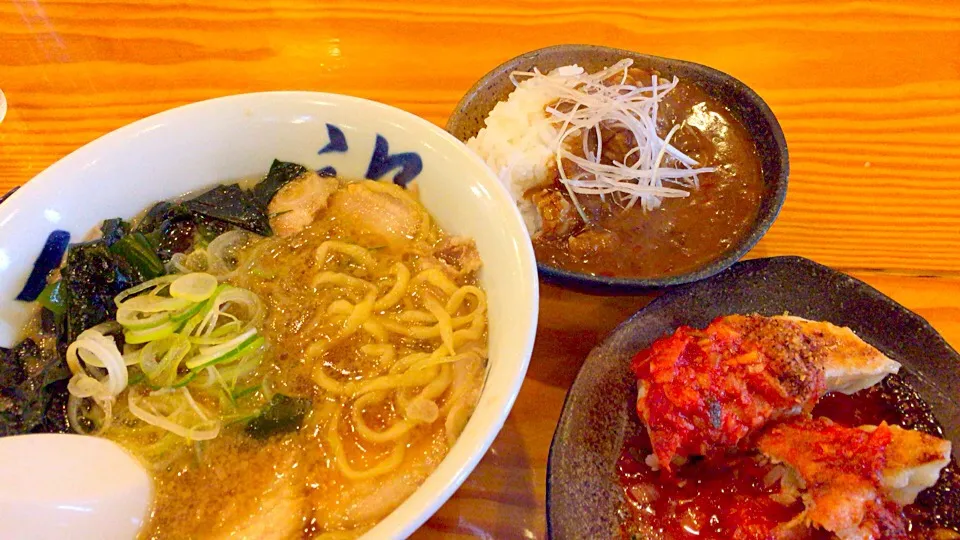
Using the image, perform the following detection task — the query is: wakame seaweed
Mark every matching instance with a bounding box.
[61,242,140,343]
[109,232,164,280]
[245,394,312,440]
[135,201,234,260]
[250,159,308,210]
[182,184,271,236]
[137,201,177,234]
[99,218,131,248]
[0,338,70,436]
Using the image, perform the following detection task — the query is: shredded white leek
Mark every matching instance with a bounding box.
[510,59,716,214]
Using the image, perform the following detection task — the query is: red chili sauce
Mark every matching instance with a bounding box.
[617,374,960,539]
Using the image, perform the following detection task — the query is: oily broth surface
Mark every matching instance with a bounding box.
[138,182,488,538]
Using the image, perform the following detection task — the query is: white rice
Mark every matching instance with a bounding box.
[467,61,711,236]
[466,69,578,232]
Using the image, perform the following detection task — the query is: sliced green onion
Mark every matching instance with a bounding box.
[188,319,243,345]
[217,351,262,385]
[114,275,178,307]
[139,334,191,387]
[128,370,146,386]
[169,371,198,388]
[170,300,206,324]
[116,296,194,331]
[74,266,271,446]
[125,320,179,344]
[121,295,192,313]
[232,384,261,400]
[170,273,218,303]
[116,305,170,331]
[178,284,229,337]
[186,330,263,371]
[127,388,220,441]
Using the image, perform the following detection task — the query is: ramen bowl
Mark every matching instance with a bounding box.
[0,92,539,539]
[447,44,789,293]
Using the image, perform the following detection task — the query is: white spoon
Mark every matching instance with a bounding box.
[0,433,152,540]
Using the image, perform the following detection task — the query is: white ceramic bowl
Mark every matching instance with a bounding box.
[0,92,539,539]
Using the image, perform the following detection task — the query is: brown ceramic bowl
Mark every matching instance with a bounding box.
[446,44,789,293]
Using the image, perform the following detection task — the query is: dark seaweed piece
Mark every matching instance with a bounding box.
[250,159,308,210]
[15,230,71,302]
[0,346,26,388]
[0,338,70,436]
[136,201,176,234]
[245,394,312,440]
[40,307,57,335]
[136,201,237,261]
[99,218,130,247]
[109,232,164,280]
[152,205,198,261]
[194,214,232,243]
[39,307,69,361]
[183,184,271,236]
[36,379,70,434]
[61,242,139,343]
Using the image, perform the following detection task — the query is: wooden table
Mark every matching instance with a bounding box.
[2,1,959,538]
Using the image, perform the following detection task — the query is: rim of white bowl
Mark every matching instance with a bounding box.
[3,91,539,540]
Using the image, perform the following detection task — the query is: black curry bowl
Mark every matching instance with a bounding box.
[446,44,789,293]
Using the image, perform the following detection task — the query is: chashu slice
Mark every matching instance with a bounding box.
[773,316,901,394]
[758,417,951,540]
[632,315,902,473]
[268,170,340,237]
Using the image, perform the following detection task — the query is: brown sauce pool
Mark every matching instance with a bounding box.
[617,374,960,539]
[531,68,765,279]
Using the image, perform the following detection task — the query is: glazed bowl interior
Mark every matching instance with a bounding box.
[446,44,789,293]
[0,92,539,539]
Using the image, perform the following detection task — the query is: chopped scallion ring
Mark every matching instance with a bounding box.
[170,272,219,303]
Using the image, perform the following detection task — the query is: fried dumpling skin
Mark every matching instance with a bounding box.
[632,315,901,472]
[865,423,952,505]
[772,316,900,394]
[758,417,951,540]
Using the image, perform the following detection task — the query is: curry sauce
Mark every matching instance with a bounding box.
[530,69,765,278]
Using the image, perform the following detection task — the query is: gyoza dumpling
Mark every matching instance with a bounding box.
[631,315,902,472]
[631,316,828,472]
[758,417,951,540]
[774,316,901,394]
[864,423,952,505]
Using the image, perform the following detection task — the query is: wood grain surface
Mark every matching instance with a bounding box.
[1,1,959,538]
